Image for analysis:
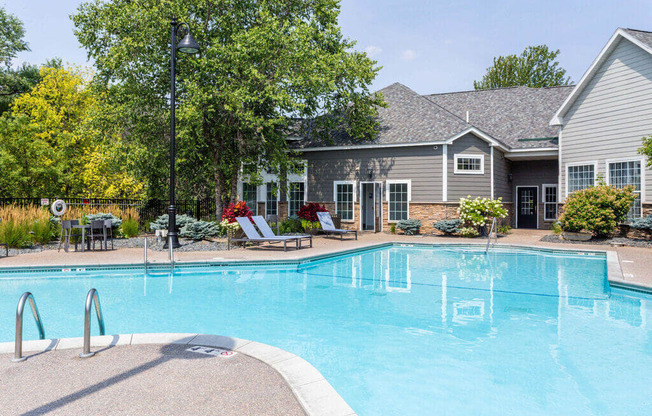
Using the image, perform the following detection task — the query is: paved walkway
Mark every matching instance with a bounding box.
[1,230,650,286]
[0,343,305,416]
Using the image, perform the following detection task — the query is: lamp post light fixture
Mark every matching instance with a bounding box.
[165,17,200,249]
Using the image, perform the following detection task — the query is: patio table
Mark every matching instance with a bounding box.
[70,224,91,252]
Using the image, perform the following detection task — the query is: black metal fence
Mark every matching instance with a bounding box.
[0,197,218,224]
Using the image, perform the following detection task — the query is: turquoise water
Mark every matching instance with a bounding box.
[2,245,652,415]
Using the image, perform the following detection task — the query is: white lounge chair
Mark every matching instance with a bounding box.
[317,212,357,240]
[228,217,302,251]
[252,216,312,248]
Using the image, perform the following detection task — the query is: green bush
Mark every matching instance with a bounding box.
[559,185,636,237]
[0,220,32,248]
[279,217,303,234]
[31,219,54,245]
[120,218,140,238]
[300,219,320,231]
[459,227,480,238]
[180,220,221,240]
[397,219,422,235]
[390,224,396,234]
[630,215,652,231]
[433,219,461,235]
[552,221,562,235]
[497,225,511,235]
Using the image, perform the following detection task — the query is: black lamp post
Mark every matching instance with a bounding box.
[165,17,201,249]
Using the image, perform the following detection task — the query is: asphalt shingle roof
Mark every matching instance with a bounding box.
[425,85,573,149]
[622,28,652,50]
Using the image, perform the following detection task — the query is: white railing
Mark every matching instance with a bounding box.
[485,218,498,254]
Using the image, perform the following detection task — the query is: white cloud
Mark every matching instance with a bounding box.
[401,49,417,61]
[364,45,383,58]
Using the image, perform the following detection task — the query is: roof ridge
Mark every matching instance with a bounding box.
[623,27,652,34]
[426,84,573,97]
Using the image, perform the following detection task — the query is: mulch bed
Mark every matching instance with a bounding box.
[540,234,652,248]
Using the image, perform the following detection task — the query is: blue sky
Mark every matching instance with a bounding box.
[5,0,652,94]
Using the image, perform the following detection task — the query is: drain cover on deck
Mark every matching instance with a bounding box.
[186,345,237,358]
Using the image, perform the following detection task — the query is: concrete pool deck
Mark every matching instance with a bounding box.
[1,230,650,289]
[0,333,355,416]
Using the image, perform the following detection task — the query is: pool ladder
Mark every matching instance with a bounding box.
[485,218,498,254]
[12,288,105,362]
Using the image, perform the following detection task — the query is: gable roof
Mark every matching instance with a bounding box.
[294,82,472,150]
[426,86,572,149]
[551,28,652,125]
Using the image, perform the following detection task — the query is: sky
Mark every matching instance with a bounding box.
[4,0,652,94]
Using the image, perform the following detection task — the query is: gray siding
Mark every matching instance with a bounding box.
[447,133,492,200]
[561,37,652,202]
[512,160,558,189]
[493,149,512,202]
[304,145,443,202]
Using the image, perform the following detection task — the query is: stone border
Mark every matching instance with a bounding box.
[0,333,356,416]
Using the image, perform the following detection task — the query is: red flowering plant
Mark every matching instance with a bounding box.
[222,201,254,223]
[297,203,328,231]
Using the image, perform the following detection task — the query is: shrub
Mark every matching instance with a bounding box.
[559,185,636,237]
[221,201,254,223]
[0,220,32,248]
[298,203,328,221]
[120,218,140,238]
[630,215,652,231]
[31,219,54,245]
[458,197,508,232]
[497,225,511,235]
[459,227,480,238]
[218,219,240,236]
[433,219,461,235]
[552,221,563,235]
[149,214,197,231]
[390,224,396,234]
[300,219,320,231]
[180,220,221,240]
[85,213,122,228]
[397,219,422,235]
[280,217,303,234]
[0,204,52,247]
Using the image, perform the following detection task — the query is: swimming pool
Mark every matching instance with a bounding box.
[2,244,652,415]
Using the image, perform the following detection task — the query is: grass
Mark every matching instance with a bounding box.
[0,204,52,248]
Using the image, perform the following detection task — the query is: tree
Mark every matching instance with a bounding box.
[0,6,29,66]
[639,135,652,167]
[474,45,572,89]
[73,0,384,218]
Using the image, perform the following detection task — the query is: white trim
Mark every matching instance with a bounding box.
[515,185,539,229]
[454,154,485,175]
[445,127,509,152]
[442,144,448,202]
[490,147,495,199]
[385,180,412,223]
[263,181,281,217]
[504,148,558,161]
[359,181,384,231]
[333,180,356,223]
[605,156,646,205]
[286,180,307,217]
[551,28,652,125]
[542,184,558,222]
[558,127,563,202]
[565,161,599,198]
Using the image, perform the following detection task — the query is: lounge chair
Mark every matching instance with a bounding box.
[317,212,357,240]
[252,216,312,248]
[228,217,301,252]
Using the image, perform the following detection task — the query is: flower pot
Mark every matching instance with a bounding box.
[562,231,592,241]
[227,228,244,240]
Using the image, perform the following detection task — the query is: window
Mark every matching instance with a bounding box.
[387,181,410,222]
[334,182,355,221]
[542,185,557,221]
[266,182,278,216]
[454,154,484,174]
[242,183,258,215]
[288,182,305,217]
[567,164,595,194]
[609,160,642,220]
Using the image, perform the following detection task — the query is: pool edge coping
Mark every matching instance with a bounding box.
[0,333,356,416]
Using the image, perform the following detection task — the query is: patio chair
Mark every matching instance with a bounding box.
[228,217,301,252]
[252,216,312,248]
[317,212,357,240]
[58,219,80,252]
[89,220,107,251]
[0,218,8,257]
[103,219,114,250]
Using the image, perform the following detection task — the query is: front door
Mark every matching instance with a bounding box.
[517,187,538,229]
[361,183,375,231]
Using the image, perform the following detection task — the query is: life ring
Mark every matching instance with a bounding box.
[51,200,67,216]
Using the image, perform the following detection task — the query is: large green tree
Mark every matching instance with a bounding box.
[474,45,572,89]
[72,0,383,218]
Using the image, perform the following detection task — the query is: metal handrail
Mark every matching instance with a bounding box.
[12,292,45,362]
[144,236,148,273]
[485,218,498,254]
[80,288,105,358]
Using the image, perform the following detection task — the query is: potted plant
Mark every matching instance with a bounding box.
[298,203,328,234]
[222,201,254,239]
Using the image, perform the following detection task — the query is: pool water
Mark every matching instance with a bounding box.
[2,245,652,415]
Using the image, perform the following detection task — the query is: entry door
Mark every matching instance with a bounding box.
[374,182,383,232]
[517,187,538,229]
[362,183,375,231]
